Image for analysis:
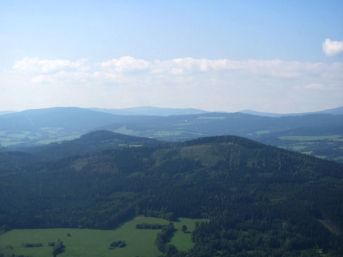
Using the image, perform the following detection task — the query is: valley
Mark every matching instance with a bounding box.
[0,107,342,162]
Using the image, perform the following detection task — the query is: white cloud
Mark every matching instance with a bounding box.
[13,56,343,83]
[323,38,343,56]
[100,56,150,72]
[13,57,89,73]
[3,56,343,112]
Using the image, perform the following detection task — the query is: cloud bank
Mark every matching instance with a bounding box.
[11,56,343,82]
[1,56,342,112]
[323,39,343,56]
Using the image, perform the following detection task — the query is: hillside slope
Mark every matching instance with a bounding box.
[23,130,161,161]
[0,132,342,256]
[0,107,342,162]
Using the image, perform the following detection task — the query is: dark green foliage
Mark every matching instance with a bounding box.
[165,244,178,257]
[181,225,188,233]
[0,151,37,174]
[0,133,342,256]
[155,223,176,253]
[136,223,165,229]
[109,240,127,249]
[22,243,43,248]
[52,240,65,257]
[24,130,161,161]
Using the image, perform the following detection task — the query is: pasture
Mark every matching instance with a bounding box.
[0,216,204,257]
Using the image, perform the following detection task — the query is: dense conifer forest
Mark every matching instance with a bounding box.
[1,131,343,256]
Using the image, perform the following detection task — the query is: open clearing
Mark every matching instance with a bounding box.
[0,216,205,257]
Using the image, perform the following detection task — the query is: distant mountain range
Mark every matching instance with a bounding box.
[0,107,118,132]
[92,106,207,116]
[241,106,343,117]
[0,106,342,162]
[3,105,343,117]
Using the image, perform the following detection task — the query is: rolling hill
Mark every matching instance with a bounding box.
[0,131,342,256]
[0,107,342,162]
[0,107,132,147]
[23,130,162,161]
[0,107,118,132]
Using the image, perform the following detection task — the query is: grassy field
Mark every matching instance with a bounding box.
[276,135,343,163]
[170,218,204,251]
[0,216,205,257]
[0,129,81,147]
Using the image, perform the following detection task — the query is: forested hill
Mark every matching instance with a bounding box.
[0,131,343,256]
[22,130,162,161]
[1,107,342,162]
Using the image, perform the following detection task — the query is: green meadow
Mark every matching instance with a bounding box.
[0,216,205,257]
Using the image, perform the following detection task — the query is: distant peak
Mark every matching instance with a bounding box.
[91,106,207,116]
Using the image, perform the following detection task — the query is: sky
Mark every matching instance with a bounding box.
[0,0,343,113]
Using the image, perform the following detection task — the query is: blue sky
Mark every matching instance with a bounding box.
[1,0,343,61]
[0,0,342,112]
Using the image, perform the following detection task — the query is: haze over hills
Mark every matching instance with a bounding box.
[241,106,343,117]
[0,107,342,162]
[0,107,117,132]
[1,1,343,257]
[2,105,342,118]
[0,131,342,256]
[319,106,343,115]
[0,111,13,115]
[92,106,207,116]
[0,107,126,147]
